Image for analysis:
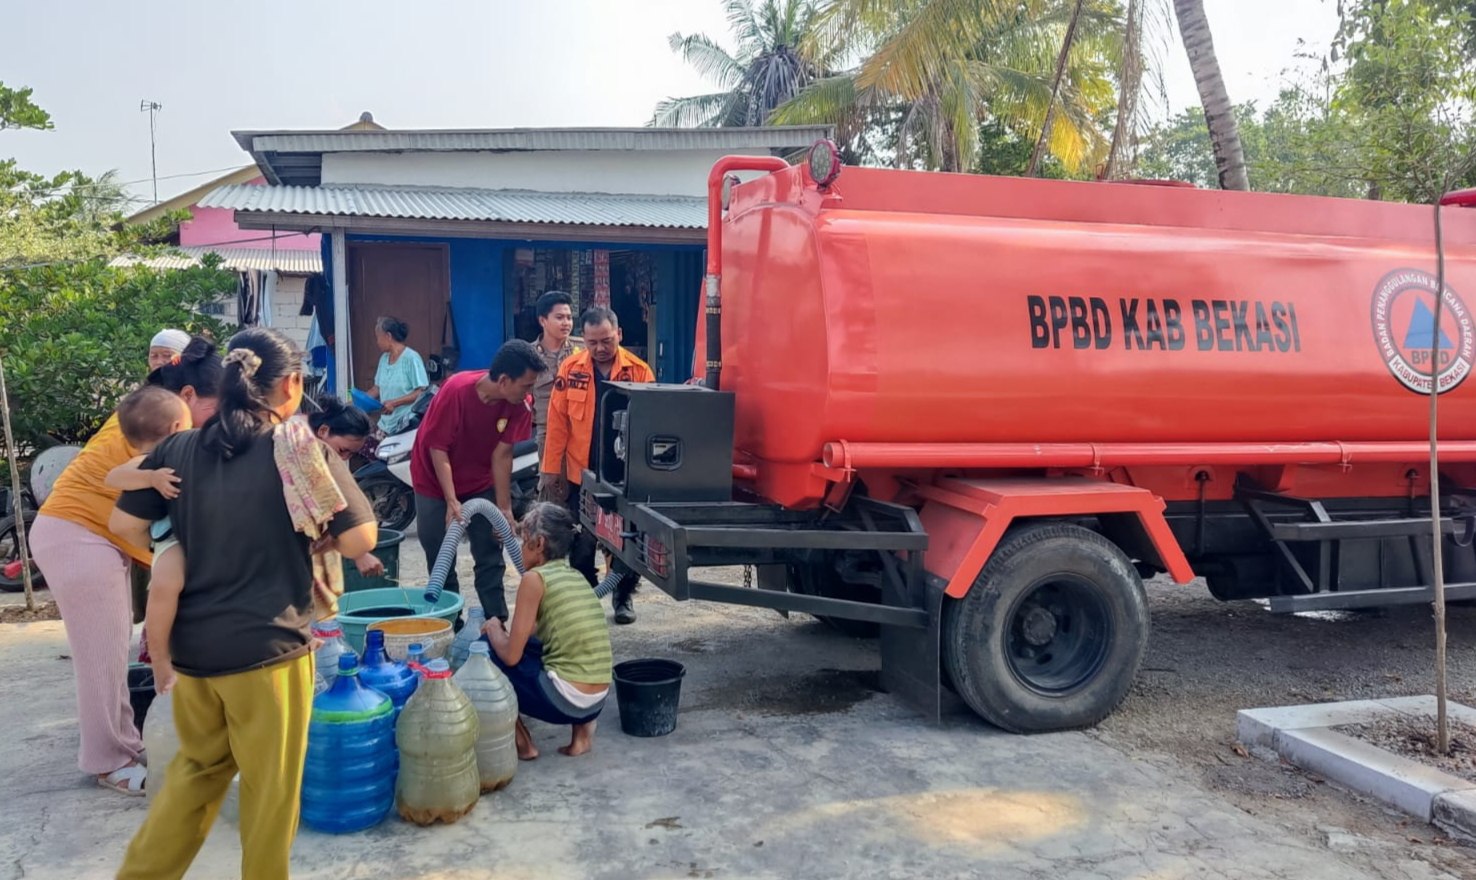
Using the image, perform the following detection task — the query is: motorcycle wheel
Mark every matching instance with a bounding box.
[0,511,44,593]
[357,473,416,532]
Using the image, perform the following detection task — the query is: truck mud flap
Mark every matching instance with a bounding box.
[880,573,947,723]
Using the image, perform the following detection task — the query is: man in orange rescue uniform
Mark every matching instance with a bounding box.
[541,306,653,624]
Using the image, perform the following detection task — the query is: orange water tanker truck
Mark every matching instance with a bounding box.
[581,142,1476,733]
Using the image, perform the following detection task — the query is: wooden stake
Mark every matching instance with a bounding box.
[0,356,37,613]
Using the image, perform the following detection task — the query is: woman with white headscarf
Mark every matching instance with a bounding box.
[148,329,192,372]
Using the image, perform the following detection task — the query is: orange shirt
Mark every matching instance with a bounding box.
[542,347,655,485]
[39,413,150,564]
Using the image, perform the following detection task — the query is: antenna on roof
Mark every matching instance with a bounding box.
[139,99,162,204]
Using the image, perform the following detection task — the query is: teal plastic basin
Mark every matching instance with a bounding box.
[336,588,463,653]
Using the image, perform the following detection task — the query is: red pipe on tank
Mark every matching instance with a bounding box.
[703,155,791,390]
[822,440,1476,470]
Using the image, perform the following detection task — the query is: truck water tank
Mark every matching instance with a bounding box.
[715,166,1476,506]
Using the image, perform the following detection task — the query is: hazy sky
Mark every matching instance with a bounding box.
[3,0,1339,207]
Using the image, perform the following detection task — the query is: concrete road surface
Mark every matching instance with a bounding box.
[1,574,1470,879]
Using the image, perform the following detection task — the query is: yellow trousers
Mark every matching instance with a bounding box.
[117,654,313,880]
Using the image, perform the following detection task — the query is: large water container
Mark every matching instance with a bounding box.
[301,654,398,834]
[455,641,518,793]
[313,620,352,690]
[448,606,486,670]
[359,629,418,718]
[395,659,480,826]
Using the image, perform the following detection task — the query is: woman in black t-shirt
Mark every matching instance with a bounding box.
[110,328,375,880]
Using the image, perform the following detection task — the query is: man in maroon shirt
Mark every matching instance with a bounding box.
[410,340,545,622]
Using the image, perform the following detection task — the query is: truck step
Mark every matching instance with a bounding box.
[1266,582,1476,613]
[1269,517,1467,542]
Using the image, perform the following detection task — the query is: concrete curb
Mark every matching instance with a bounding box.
[1238,697,1476,840]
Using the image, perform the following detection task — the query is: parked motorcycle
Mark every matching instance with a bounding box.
[0,443,80,592]
[352,387,540,532]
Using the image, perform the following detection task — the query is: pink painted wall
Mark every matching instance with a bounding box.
[178,175,319,250]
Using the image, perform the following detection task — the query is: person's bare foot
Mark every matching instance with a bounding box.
[558,720,596,757]
[515,718,539,761]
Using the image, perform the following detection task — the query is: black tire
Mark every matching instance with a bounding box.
[789,558,882,639]
[942,522,1148,733]
[0,511,44,593]
[357,474,416,532]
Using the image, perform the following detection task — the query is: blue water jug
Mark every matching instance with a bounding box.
[300,654,398,834]
[360,629,419,717]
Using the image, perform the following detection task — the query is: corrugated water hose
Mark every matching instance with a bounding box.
[422,498,622,605]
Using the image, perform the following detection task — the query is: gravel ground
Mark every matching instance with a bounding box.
[1092,576,1476,868]
[1335,716,1476,782]
[10,525,1474,875]
[389,524,1476,874]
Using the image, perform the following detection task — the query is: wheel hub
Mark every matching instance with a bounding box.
[1020,605,1058,646]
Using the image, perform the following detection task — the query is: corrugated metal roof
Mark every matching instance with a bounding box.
[233,126,832,156]
[111,246,322,274]
[201,184,708,229]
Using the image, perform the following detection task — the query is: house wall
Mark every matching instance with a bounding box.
[213,273,311,350]
[180,176,319,250]
[321,149,777,197]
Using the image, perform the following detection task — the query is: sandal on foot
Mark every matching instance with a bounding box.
[98,763,147,796]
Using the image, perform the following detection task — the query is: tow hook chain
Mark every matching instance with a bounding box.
[743,565,753,589]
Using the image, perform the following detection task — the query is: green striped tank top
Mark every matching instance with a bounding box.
[534,558,613,686]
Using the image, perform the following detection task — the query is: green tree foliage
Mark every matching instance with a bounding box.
[1137,87,1366,197]
[1333,0,1476,201]
[773,0,1123,173]
[1,86,234,448]
[1140,0,1476,202]
[0,261,233,446]
[653,0,840,127]
[0,83,52,132]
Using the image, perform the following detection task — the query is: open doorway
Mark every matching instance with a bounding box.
[509,247,654,363]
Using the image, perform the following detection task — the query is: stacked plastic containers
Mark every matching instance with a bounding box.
[300,654,398,834]
[396,658,480,825]
[448,606,486,670]
[312,620,352,690]
[359,629,419,719]
[455,641,519,793]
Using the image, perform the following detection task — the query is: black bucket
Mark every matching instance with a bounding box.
[127,664,155,734]
[612,659,686,737]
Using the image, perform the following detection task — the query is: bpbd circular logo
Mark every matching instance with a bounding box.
[1371,269,1474,395]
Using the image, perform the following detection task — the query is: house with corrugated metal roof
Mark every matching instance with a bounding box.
[200,124,830,393]
[119,113,386,350]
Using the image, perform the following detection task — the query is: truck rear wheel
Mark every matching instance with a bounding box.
[943,523,1148,733]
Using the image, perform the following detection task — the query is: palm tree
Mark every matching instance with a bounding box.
[1103,0,1145,178]
[1026,0,1088,176]
[652,0,839,127]
[1173,0,1249,189]
[773,0,1120,174]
